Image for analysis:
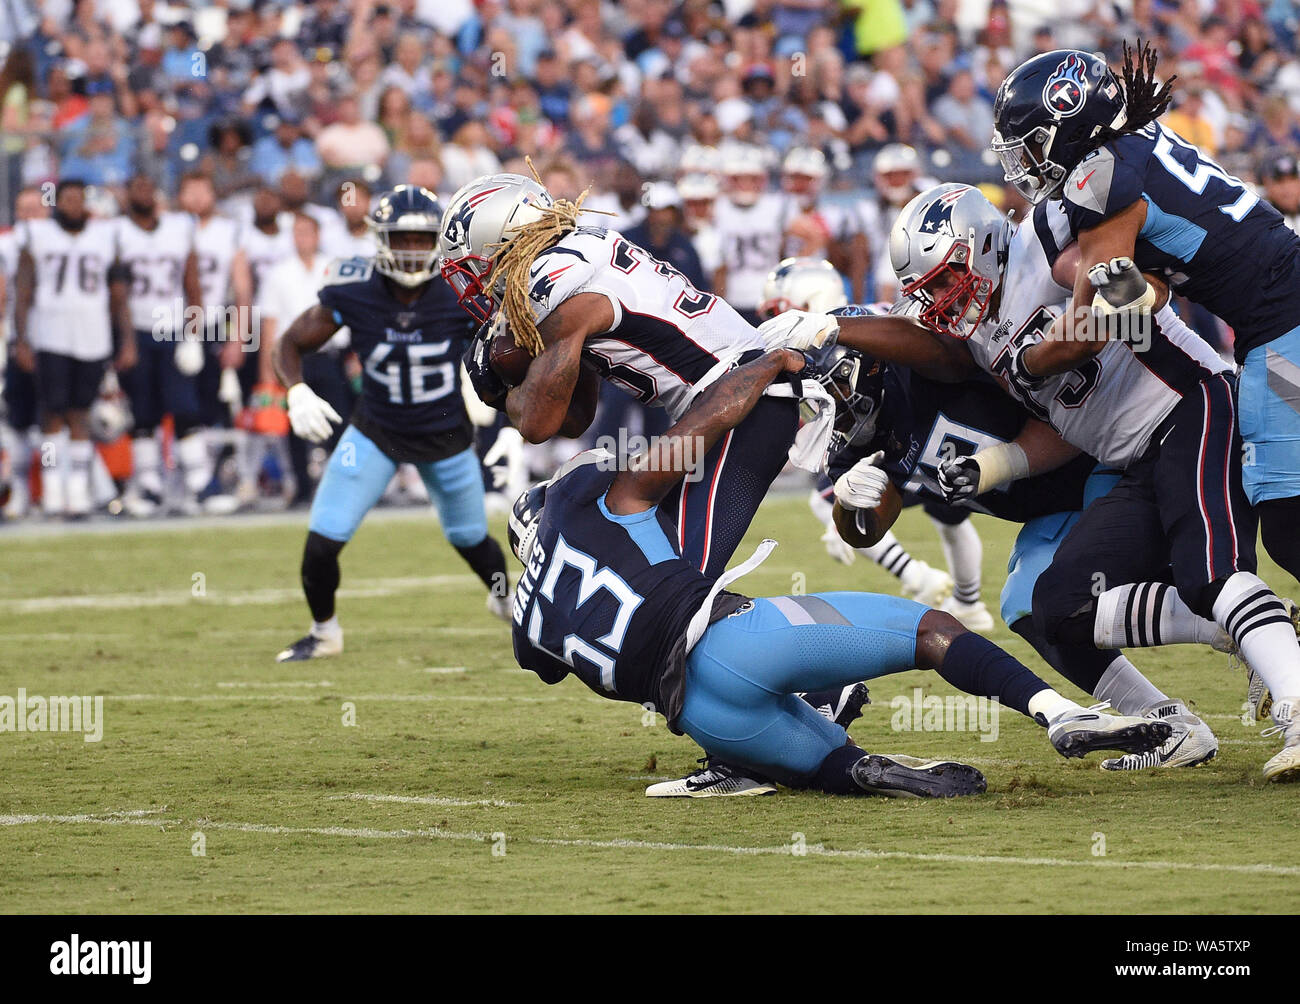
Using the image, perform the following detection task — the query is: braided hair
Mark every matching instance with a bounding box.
[487,158,607,357]
[1094,39,1177,147]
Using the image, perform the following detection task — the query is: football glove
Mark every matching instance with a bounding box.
[286,382,342,443]
[833,450,889,511]
[937,454,981,504]
[1007,341,1047,391]
[1089,257,1156,315]
[463,323,508,410]
[758,309,840,352]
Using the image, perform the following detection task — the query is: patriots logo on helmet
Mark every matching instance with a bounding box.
[443,186,504,247]
[917,188,966,238]
[1042,53,1089,118]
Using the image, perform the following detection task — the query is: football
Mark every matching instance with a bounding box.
[489,328,534,387]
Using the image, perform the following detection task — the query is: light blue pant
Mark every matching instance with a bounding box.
[999,467,1122,627]
[1239,324,1300,504]
[679,592,926,778]
[309,424,488,547]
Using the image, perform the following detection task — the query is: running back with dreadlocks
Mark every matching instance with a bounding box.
[1093,39,1177,148]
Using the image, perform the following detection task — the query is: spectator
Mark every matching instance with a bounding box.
[58,80,134,189]
[0,48,36,223]
[243,37,311,123]
[931,64,994,151]
[249,111,322,186]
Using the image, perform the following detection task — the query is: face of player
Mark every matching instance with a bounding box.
[15,189,48,222]
[126,177,157,217]
[876,169,917,205]
[54,186,88,229]
[252,189,281,227]
[179,179,215,218]
[293,217,320,258]
[1267,176,1300,214]
[783,172,819,207]
[727,173,765,207]
[387,229,436,275]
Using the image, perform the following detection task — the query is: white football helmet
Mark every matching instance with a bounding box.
[759,257,849,319]
[678,144,723,178]
[678,172,719,202]
[439,173,555,322]
[89,371,131,443]
[721,144,768,207]
[782,147,829,209]
[872,143,921,204]
[889,183,1009,339]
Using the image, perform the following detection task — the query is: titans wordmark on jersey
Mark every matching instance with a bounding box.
[1063,122,1300,362]
[526,226,766,418]
[511,453,745,731]
[317,257,476,463]
[964,199,1226,467]
[17,217,119,361]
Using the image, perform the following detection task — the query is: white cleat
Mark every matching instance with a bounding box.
[645,758,777,797]
[1261,698,1300,783]
[1244,599,1298,721]
[486,589,513,621]
[900,560,953,607]
[1101,699,1218,770]
[122,487,163,518]
[941,596,994,631]
[276,630,343,662]
[1047,703,1173,759]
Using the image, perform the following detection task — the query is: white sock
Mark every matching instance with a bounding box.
[131,435,163,497]
[1094,582,1223,648]
[65,438,93,515]
[1093,655,1169,715]
[90,450,116,506]
[41,430,68,515]
[1028,688,1080,723]
[176,432,211,496]
[312,616,341,638]
[862,529,913,579]
[934,517,981,604]
[1213,572,1300,700]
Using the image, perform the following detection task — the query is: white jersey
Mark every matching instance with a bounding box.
[191,214,239,312]
[115,212,195,334]
[780,195,864,258]
[526,225,766,418]
[714,193,787,311]
[324,227,377,261]
[17,217,119,360]
[965,201,1229,468]
[239,221,295,303]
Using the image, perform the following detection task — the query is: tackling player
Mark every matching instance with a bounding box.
[272,185,509,662]
[507,348,1171,798]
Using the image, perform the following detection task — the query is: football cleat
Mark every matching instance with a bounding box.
[276,630,343,663]
[940,596,994,631]
[850,753,986,798]
[1101,700,1218,771]
[899,560,953,607]
[122,487,164,518]
[645,758,777,798]
[1243,599,1297,721]
[1261,698,1300,783]
[800,682,871,729]
[1047,703,1172,759]
[486,589,513,621]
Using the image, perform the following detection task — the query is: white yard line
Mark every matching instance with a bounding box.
[423,666,468,674]
[329,793,520,808]
[2,807,1297,877]
[104,692,576,703]
[216,680,336,689]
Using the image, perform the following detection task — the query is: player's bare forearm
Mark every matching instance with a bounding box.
[556,365,599,439]
[1013,417,1082,475]
[13,251,33,345]
[183,252,202,310]
[606,349,803,513]
[507,294,613,443]
[835,314,975,381]
[273,305,340,387]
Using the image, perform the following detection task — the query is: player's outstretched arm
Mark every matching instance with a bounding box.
[935,417,1082,504]
[605,348,806,515]
[11,249,35,372]
[505,292,612,443]
[834,314,976,382]
[272,305,342,388]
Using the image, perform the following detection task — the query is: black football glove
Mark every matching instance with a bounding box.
[936,454,981,504]
[463,326,508,411]
[1007,341,1047,392]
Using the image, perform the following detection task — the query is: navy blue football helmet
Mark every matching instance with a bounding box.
[368,184,443,287]
[992,50,1127,203]
[508,481,549,563]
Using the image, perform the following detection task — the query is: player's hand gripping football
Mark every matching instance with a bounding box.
[758,309,840,353]
[833,450,889,511]
[286,382,342,443]
[462,317,509,409]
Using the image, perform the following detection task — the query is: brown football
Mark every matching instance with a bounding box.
[489,330,533,387]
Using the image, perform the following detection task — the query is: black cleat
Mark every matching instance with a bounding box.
[850,753,987,798]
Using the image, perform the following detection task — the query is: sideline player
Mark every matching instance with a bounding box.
[272,185,509,662]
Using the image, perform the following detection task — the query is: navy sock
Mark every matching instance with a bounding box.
[1010,616,1117,695]
[809,742,869,795]
[454,535,508,595]
[937,631,1048,718]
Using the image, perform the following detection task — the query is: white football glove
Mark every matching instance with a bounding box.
[833,450,889,511]
[286,382,342,443]
[758,309,840,352]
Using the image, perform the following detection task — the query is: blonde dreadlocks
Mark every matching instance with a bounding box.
[487,158,609,357]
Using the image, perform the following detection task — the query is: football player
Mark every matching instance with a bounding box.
[711,145,787,324]
[272,185,509,662]
[778,147,869,300]
[759,257,959,616]
[13,178,132,519]
[763,181,1300,780]
[114,173,207,516]
[991,44,1300,603]
[822,329,1219,770]
[507,348,1171,798]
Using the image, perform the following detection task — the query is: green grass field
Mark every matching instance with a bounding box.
[0,496,1296,914]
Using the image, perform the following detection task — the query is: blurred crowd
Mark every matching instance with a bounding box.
[3,0,1300,521]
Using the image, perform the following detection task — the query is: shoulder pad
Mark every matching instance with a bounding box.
[1063,142,1145,220]
[321,256,375,286]
[525,243,598,324]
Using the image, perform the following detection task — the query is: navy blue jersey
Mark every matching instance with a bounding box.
[1061,122,1300,361]
[317,258,476,462]
[511,452,744,732]
[828,365,1097,522]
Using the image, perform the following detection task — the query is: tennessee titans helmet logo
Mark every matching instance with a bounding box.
[1042,53,1089,118]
